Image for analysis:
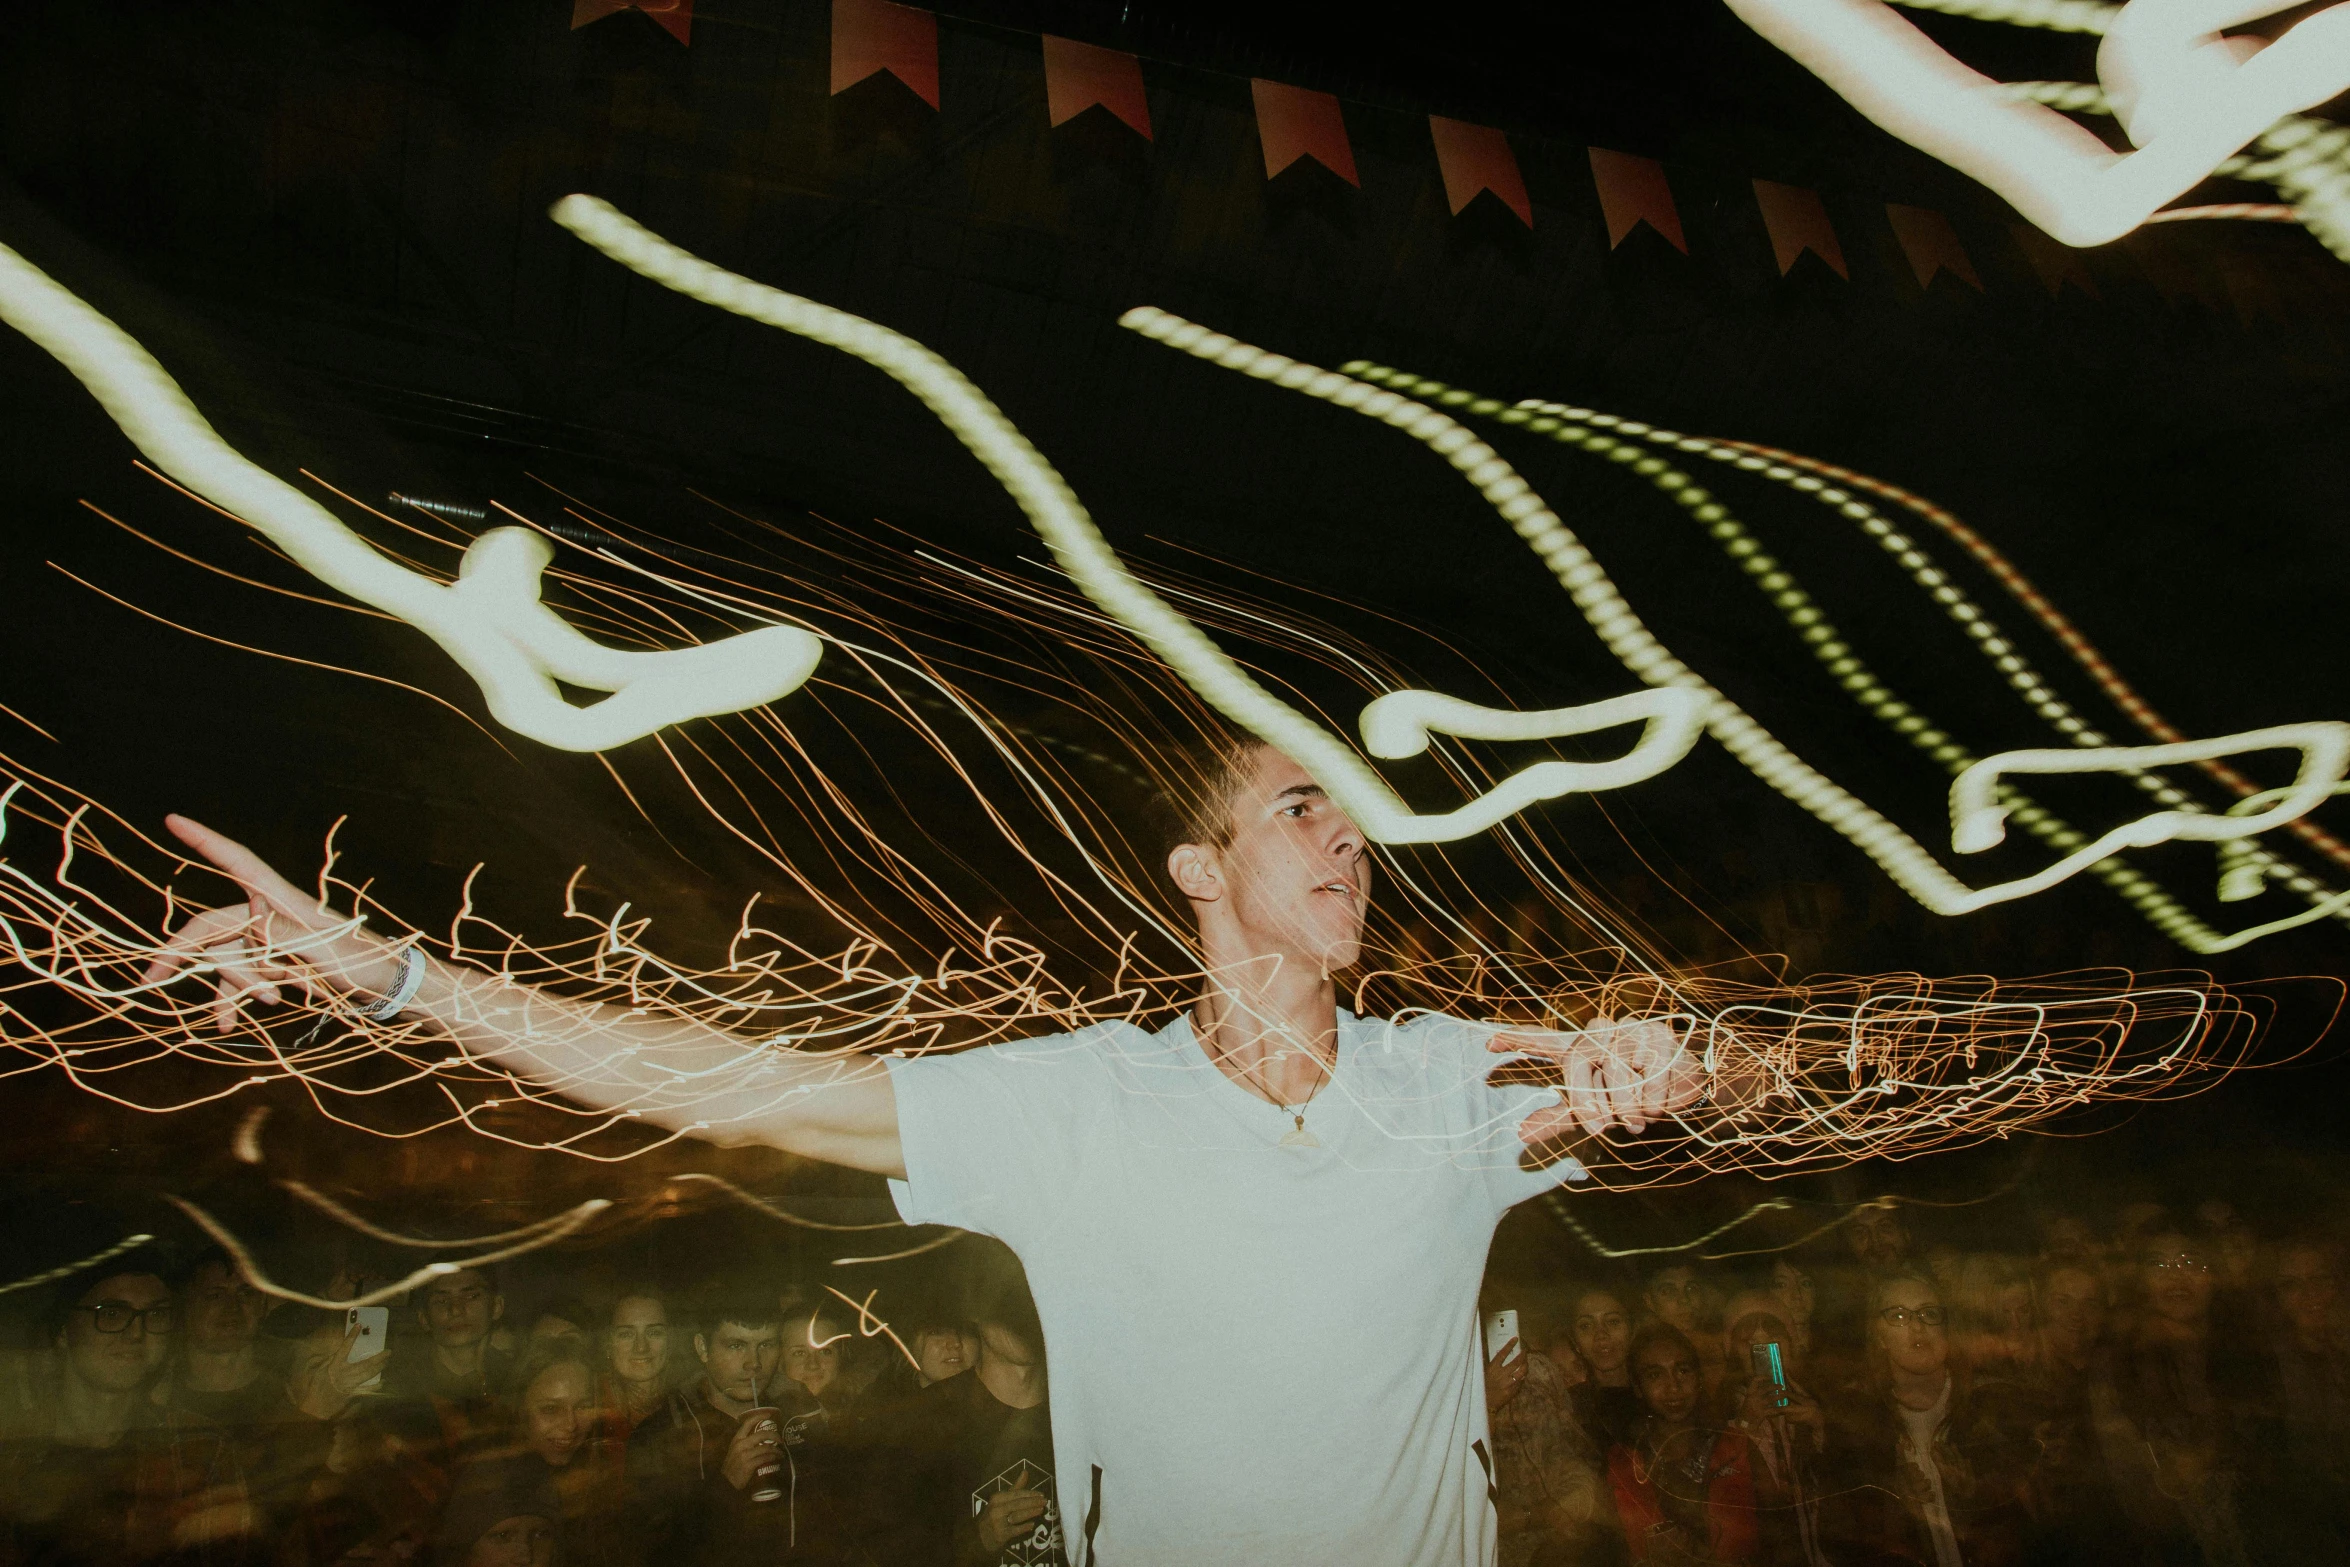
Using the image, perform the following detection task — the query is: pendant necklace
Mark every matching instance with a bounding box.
[1201,1001,1325,1148]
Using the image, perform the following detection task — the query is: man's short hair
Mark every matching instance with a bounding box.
[1143,731,1269,861]
[1625,1321,1699,1378]
[698,1294,785,1341]
[411,1263,500,1310]
[970,1272,1045,1357]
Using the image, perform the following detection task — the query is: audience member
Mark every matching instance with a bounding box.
[391,1267,511,1406]
[1716,1300,1827,1567]
[868,1276,1065,1566]
[1485,1311,1613,1567]
[1606,1323,1758,1563]
[599,1288,674,1447]
[1564,1286,1644,1453]
[434,1469,561,1567]
[2234,1234,2350,1560]
[0,1266,176,1562]
[1819,1270,2025,1567]
[1643,1265,1725,1398]
[625,1292,803,1567]
[1947,1255,2034,1382]
[906,1308,978,1390]
[524,1299,597,1361]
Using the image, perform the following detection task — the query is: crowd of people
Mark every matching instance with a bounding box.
[1,1188,2343,1567]
[1483,1196,2350,1566]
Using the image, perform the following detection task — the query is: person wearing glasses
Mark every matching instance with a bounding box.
[1818,1273,2026,1567]
[0,1265,176,1562]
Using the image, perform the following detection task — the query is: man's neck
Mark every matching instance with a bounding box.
[1192,958,1339,1109]
[977,1351,1046,1412]
[55,1375,139,1448]
[434,1339,487,1382]
[181,1344,259,1395]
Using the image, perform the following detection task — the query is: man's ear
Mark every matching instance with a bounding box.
[1167,842,1223,904]
[694,1333,711,1366]
[490,1295,506,1325]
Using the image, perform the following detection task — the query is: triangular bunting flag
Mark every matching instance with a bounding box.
[1251,80,1358,186]
[1042,36,1150,138]
[1588,149,1686,252]
[832,0,939,109]
[2007,224,2100,299]
[1887,205,1982,291]
[572,0,692,45]
[1429,117,1531,226]
[1753,180,1845,278]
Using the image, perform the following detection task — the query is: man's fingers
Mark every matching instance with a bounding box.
[166,815,328,925]
[1566,1054,1612,1140]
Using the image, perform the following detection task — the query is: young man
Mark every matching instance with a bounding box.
[151,741,1706,1565]
[625,1295,805,1567]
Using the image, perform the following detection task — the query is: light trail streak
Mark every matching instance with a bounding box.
[0,241,822,751]
[0,1233,158,1298]
[1326,358,2350,952]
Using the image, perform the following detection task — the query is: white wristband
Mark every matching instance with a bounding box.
[359,945,426,1022]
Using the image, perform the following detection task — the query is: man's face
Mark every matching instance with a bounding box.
[605,1296,671,1387]
[1570,1292,1631,1376]
[2276,1247,2337,1337]
[914,1327,975,1385]
[2141,1234,2214,1325]
[1643,1268,1701,1334]
[1171,749,1369,973]
[2040,1267,2105,1356]
[1873,1280,1948,1380]
[1769,1260,1815,1326]
[1848,1206,1910,1272]
[696,1321,781,1406]
[467,1516,556,1567]
[181,1261,267,1355]
[519,1361,597,1468]
[1632,1341,1701,1424]
[782,1317,843,1398]
[526,1313,588,1357]
[977,1320,1039,1371]
[419,1272,502,1350]
[59,1272,173,1393]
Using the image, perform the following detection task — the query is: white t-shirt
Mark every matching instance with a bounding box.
[1896,1379,1965,1567]
[885,1008,1586,1567]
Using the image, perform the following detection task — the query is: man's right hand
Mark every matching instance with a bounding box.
[975,1476,1048,1555]
[144,816,409,1030]
[720,1409,782,1492]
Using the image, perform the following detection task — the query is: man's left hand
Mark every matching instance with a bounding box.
[1491,1016,1704,1143]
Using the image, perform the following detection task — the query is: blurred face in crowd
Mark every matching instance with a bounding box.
[1570,1290,1633,1382]
[2275,1246,2336,1341]
[526,1312,589,1358]
[1849,1205,1910,1272]
[59,1271,174,1393]
[1769,1260,1815,1329]
[2039,1215,2096,1265]
[182,1259,267,1355]
[782,1316,844,1399]
[696,1320,781,1407]
[420,1270,503,1351]
[2039,1266,2105,1362]
[915,1326,977,1386]
[1873,1278,1949,1383]
[468,1515,555,1567]
[1632,1338,1703,1427]
[2141,1232,2214,1326]
[606,1296,670,1388]
[1644,1268,1703,1336]
[519,1360,597,1468]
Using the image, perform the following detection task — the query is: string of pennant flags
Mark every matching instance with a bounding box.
[570,0,2328,317]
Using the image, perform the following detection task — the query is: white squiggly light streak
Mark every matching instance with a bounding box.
[0,242,823,752]
[549,195,1704,844]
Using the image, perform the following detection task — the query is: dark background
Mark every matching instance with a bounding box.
[0,0,2345,1284]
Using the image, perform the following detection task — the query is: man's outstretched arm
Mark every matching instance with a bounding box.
[145,816,906,1179]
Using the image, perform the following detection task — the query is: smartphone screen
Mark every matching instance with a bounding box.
[1482,1309,1520,1363]
[346,1306,389,1394]
[1749,1340,1789,1408]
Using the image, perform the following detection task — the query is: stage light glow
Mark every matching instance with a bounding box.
[1728,0,2350,248]
[0,240,825,752]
